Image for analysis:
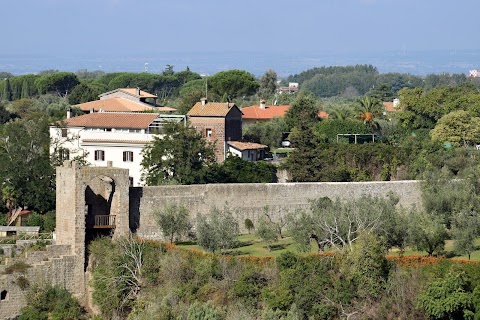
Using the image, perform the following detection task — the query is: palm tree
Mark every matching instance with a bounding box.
[356,96,383,129]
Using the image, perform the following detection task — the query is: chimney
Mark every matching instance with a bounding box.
[201,98,207,106]
[393,98,400,109]
[136,87,141,96]
[66,108,72,119]
[259,99,266,109]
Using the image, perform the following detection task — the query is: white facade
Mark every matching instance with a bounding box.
[226,142,268,161]
[50,126,158,186]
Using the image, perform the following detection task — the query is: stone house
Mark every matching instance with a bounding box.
[187,98,243,162]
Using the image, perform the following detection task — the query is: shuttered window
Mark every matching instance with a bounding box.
[123,151,134,162]
[94,150,105,161]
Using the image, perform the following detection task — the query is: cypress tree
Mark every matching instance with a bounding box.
[21,79,29,99]
[3,78,12,101]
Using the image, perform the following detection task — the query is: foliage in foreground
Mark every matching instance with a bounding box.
[19,285,83,320]
[89,235,480,320]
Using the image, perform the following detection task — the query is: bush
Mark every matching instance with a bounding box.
[196,207,239,253]
[187,301,224,320]
[19,285,83,320]
[244,218,254,234]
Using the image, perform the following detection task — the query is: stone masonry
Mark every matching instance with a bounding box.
[132,180,423,239]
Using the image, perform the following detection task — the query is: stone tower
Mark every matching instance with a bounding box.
[55,161,130,300]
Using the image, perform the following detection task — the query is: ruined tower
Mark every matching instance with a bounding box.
[55,161,130,300]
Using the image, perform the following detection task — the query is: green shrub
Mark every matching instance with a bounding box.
[417,271,475,319]
[19,286,83,320]
[187,301,224,320]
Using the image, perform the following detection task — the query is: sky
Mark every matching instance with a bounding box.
[3,0,480,56]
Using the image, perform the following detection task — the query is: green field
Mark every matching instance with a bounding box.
[178,234,480,260]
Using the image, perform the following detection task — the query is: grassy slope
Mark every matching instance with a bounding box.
[178,234,480,260]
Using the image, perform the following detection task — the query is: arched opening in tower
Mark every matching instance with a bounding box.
[84,175,117,269]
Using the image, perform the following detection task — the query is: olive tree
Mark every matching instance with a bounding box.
[196,207,239,253]
[154,203,190,243]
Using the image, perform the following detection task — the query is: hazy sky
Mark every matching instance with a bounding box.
[3,0,479,55]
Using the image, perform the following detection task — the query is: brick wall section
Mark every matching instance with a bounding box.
[189,117,227,162]
[0,245,76,319]
[132,180,423,239]
[188,108,242,162]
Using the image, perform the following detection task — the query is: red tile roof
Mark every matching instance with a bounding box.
[241,105,290,120]
[100,88,157,99]
[228,141,268,151]
[188,102,240,117]
[76,97,156,112]
[56,112,159,129]
[383,102,397,112]
[318,111,330,119]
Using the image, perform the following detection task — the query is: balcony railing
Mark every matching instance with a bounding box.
[87,215,116,229]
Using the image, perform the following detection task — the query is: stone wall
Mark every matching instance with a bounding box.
[132,180,423,239]
[0,245,76,319]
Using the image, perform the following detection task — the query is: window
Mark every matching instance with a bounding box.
[94,150,105,161]
[123,151,134,162]
[1,290,8,301]
[58,148,70,161]
[61,128,68,137]
[205,128,213,138]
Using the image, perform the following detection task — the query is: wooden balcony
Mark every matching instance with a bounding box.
[87,215,116,229]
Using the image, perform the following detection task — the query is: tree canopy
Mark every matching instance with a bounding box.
[141,122,216,185]
[0,118,55,213]
[208,69,259,101]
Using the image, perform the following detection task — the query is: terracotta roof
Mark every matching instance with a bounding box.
[228,141,268,151]
[383,102,397,112]
[99,88,157,99]
[242,105,290,120]
[57,112,159,129]
[318,111,330,119]
[76,98,156,112]
[156,106,177,112]
[187,102,240,117]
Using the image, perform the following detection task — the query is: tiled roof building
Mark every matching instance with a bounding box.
[187,98,243,162]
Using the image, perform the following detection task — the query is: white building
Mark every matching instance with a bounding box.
[227,141,268,161]
[50,111,185,186]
